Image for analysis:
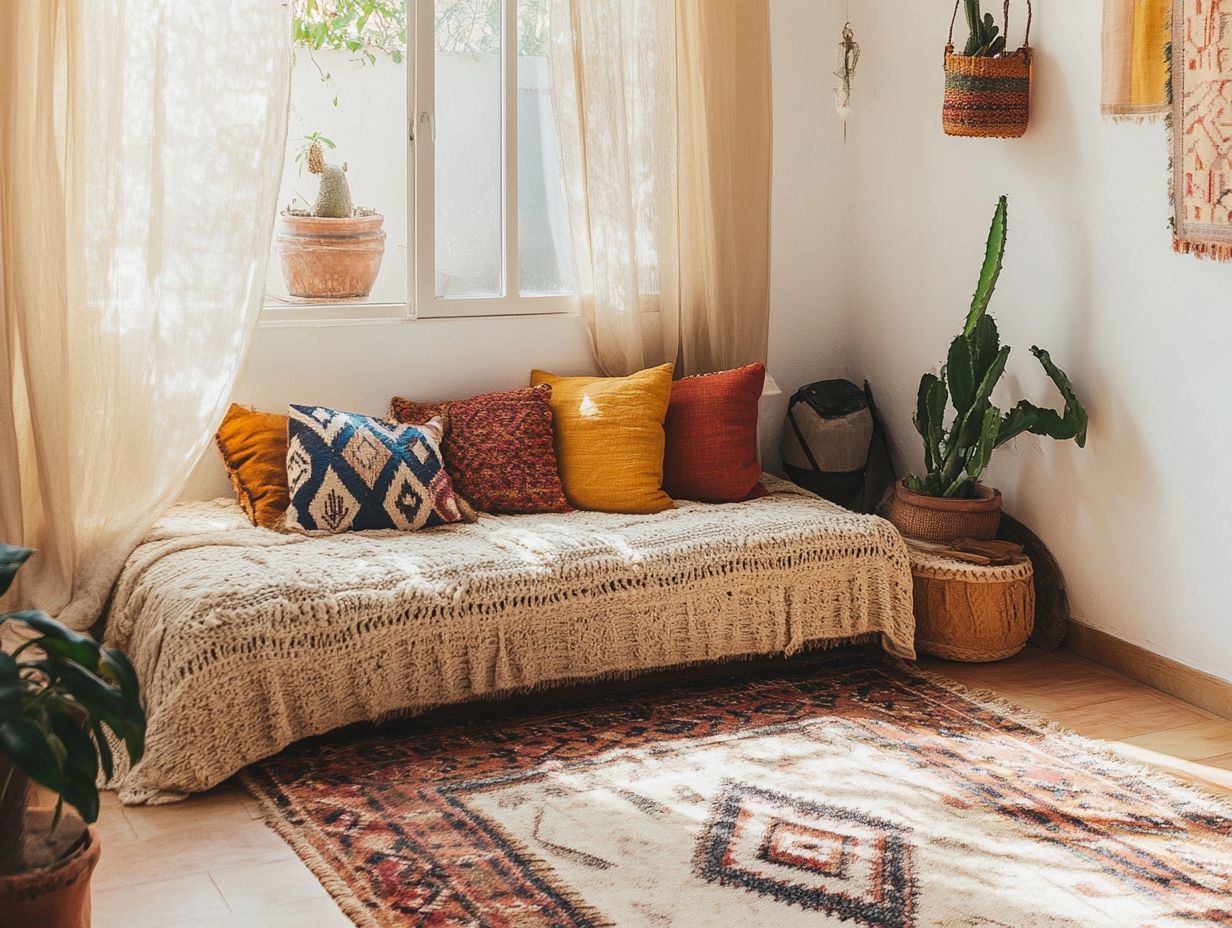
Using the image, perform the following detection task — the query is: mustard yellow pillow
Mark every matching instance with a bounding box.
[215,404,289,529]
[531,364,675,514]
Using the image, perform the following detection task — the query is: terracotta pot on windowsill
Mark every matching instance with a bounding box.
[887,479,1002,543]
[276,211,386,300]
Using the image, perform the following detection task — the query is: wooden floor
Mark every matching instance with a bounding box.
[82,646,1232,928]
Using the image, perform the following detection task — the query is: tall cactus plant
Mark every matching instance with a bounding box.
[962,0,1007,57]
[906,196,1088,499]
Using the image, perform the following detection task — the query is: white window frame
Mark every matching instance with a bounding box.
[413,0,577,319]
[263,0,578,324]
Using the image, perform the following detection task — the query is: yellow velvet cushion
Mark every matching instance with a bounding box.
[215,404,289,528]
[530,364,675,514]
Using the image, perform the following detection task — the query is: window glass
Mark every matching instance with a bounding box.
[434,0,504,299]
[517,0,575,296]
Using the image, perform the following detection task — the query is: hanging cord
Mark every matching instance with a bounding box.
[948,0,1032,54]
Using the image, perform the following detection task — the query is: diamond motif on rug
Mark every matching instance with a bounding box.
[696,780,915,927]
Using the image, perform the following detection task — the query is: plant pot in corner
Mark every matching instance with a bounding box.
[276,211,387,300]
[0,804,101,928]
[888,478,1003,543]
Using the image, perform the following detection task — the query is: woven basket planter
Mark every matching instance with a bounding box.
[942,0,1033,139]
[887,479,1002,543]
[910,548,1035,662]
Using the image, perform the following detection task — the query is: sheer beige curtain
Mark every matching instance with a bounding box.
[676,0,772,376]
[550,0,681,377]
[0,1,290,630]
[550,0,771,377]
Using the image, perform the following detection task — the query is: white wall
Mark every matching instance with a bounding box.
[185,0,850,499]
[843,2,1232,681]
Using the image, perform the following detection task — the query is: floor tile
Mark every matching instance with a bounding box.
[92,872,228,928]
[209,856,330,912]
[1046,692,1211,741]
[1119,719,1232,761]
[94,810,294,891]
[120,784,251,840]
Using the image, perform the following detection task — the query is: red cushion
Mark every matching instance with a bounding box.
[663,364,768,503]
[389,385,571,515]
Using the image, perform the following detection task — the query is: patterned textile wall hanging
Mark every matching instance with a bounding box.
[1170,0,1232,259]
[1101,0,1171,120]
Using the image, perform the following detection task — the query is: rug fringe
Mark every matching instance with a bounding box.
[1172,238,1232,261]
[899,660,1232,818]
[238,769,383,928]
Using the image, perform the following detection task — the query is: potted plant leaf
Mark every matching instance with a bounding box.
[0,546,146,928]
[277,134,387,300]
[887,196,1087,543]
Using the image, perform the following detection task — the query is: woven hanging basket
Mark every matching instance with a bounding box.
[943,0,1033,139]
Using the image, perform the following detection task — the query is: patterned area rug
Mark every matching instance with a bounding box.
[1171,0,1232,259]
[243,653,1232,927]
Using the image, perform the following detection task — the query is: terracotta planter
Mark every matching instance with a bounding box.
[887,479,1002,542]
[276,212,386,300]
[0,814,100,928]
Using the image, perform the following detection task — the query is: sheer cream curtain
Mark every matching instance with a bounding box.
[550,0,771,377]
[676,0,772,376]
[0,2,290,630]
[550,0,681,377]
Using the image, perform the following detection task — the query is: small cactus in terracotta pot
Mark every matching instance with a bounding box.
[277,136,386,301]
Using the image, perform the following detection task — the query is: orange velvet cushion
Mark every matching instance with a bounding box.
[215,404,289,528]
[530,364,675,514]
[662,363,768,503]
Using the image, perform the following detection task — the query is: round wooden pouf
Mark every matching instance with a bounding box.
[909,548,1035,662]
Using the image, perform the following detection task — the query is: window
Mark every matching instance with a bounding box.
[265,0,576,320]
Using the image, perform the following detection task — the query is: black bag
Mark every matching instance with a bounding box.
[780,380,894,512]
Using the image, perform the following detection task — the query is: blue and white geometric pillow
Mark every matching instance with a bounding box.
[285,405,471,534]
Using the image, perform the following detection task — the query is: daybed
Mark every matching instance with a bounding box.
[103,476,915,803]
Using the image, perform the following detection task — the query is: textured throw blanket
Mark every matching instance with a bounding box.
[1101,0,1171,121]
[103,477,915,803]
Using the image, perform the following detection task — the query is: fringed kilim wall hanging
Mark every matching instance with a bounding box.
[1100,0,1171,121]
[1170,0,1232,260]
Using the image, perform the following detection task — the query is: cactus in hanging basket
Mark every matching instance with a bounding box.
[943,0,1034,139]
[888,196,1088,543]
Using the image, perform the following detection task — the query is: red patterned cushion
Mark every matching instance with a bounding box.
[663,363,768,503]
[390,385,571,514]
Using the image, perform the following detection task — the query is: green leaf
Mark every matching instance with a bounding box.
[964,196,1008,337]
[914,374,948,476]
[91,718,114,781]
[946,334,976,413]
[971,314,1001,377]
[971,345,1011,408]
[0,684,22,721]
[1031,346,1088,447]
[0,545,33,597]
[0,717,64,793]
[8,611,100,667]
[50,715,99,824]
[0,652,17,686]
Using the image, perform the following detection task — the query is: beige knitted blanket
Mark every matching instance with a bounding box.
[103,477,914,803]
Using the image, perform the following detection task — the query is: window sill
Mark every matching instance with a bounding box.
[258,299,581,328]
[259,300,411,327]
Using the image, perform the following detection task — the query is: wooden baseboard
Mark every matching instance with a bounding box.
[1065,622,1232,720]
